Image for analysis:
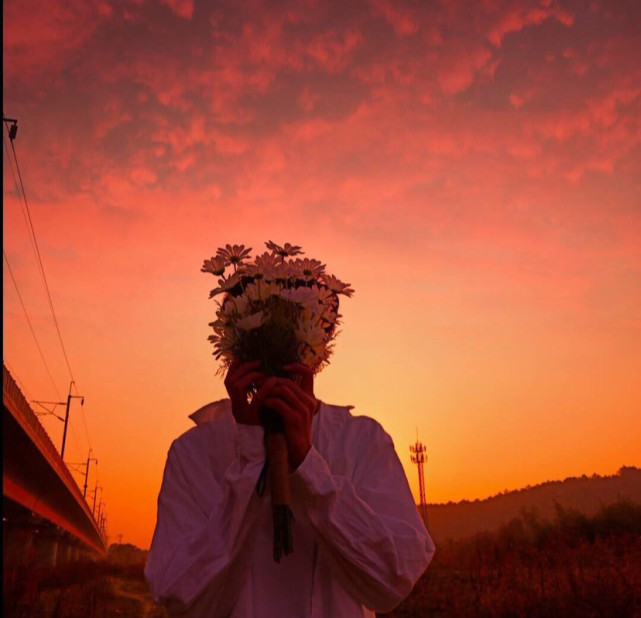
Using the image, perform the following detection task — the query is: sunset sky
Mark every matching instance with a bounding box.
[3,0,640,549]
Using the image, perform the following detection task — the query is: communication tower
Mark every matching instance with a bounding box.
[410,435,428,526]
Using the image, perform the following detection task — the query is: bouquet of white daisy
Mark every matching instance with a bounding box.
[202,241,354,561]
[203,241,354,379]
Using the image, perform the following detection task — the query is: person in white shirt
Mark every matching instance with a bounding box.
[145,359,435,617]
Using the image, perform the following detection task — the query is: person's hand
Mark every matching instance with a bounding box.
[261,366,318,469]
[284,363,315,399]
[224,360,265,425]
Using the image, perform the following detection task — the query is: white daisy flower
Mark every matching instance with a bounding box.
[222,293,249,317]
[280,287,319,305]
[243,283,261,303]
[220,272,243,292]
[252,252,283,279]
[295,322,326,350]
[289,258,325,281]
[235,311,265,331]
[321,274,354,297]
[216,244,252,266]
[316,286,336,306]
[265,240,304,259]
[201,256,226,276]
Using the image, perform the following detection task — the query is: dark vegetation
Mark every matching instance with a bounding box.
[3,555,166,618]
[427,466,641,542]
[381,500,641,618]
[5,499,640,617]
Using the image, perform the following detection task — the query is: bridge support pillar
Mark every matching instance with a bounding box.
[57,541,71,564]
[35,532,59,567]
[3,524,35,568]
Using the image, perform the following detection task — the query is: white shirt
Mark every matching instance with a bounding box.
[145,400,435,617]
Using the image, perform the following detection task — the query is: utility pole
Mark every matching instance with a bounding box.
[410,433,428,527]
[92,481,100,515]
[83,449,98,497]
[33,381,85,460]
[61,381,84,460]
[97,495,103,526]
[99,509,108,544]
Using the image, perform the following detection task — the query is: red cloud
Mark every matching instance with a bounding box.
[437,43,493,95]
[3,0,111,80]
[160,0,194,20]
[370,0,419,36]
[306,29,364,73]
[487,2,574,47]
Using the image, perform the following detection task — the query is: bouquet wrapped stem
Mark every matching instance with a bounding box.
[260,406,293,562]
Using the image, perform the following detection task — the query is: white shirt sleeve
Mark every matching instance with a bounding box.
[291,419,435,613]
[145,424,265,616]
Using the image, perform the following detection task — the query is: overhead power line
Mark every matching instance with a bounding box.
[3,117,76,384]
[3,129,42,271]
[3,115,94,456]
[3,250,62,399]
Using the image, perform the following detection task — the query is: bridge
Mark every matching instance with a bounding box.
[3,364,107,566]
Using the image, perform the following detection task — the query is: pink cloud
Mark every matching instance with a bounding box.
[306,29,363,73]
[437,43,493,95]
[239,13,304,71]
[4,0,640,233]
[94,101,133,140]
[370,0,419,36]
[160,0,194,19]
[3,0,110,80]
[487,3,574,47]
[298,86,320,112]
[509,92,525,108]
[538,87,641,140]
[130,167,158,187]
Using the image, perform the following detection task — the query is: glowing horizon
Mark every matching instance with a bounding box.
[3,0,640,549]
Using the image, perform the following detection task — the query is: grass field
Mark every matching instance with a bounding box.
[3,561,167,618]
[381,501,641,618]
[5,501,640,617]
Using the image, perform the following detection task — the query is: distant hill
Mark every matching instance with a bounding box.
[108,542,148,566]
[425,466,641,542]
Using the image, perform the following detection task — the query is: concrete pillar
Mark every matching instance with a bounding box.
[57,541,71,564]
[34,532,59,567]
[3,524,35,568]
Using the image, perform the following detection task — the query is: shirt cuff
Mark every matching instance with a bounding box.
[236,424,264,462]
[291,445,334,504]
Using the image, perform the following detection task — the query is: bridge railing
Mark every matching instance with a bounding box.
[3,365,62,462]
[3,365,103,540]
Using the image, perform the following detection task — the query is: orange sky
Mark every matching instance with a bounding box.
[3,0,640,549]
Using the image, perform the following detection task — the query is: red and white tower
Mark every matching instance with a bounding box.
[410,437,428,526]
